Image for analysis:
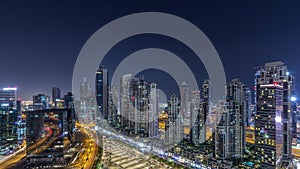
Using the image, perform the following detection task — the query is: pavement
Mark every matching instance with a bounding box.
[102,137,170,169]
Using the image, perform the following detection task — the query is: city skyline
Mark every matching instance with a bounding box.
[2,1,300,168]
[1,1,300,99]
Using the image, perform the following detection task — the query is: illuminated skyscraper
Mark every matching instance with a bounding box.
[33,94,50,110]
[96,66,109,121]
[215,79,246,159]
[180,81,189,129]
[245,88,252,127]
[52,87,61,108]
[64,92,74,109]
[0,87,17,107]
[129,77,149,136]
[166,94,183,145]
[120,74,132,131]
[0,106,18,151]
[0,87,18,150]
[255,61,294,168]
[189,89,200,144]
[200,80,211,143]
[255,84,283,168]
[148,82,159,138]
[108,85,119,127]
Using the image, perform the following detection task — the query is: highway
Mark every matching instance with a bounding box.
[0,128,52,169]
[66,124,98,169]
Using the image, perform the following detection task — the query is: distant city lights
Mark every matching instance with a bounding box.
[275,116,282,123]
[3,87,17,91]
[291,96,297,102]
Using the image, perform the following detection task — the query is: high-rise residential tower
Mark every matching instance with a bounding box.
[255,61,294,168]
[165,94,183,145]
[148,82,159,138]
[189,89,201,144]
[215,79,246,159]
[120,74,132,131]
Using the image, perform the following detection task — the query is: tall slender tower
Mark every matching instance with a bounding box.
[120,74,132,131]
[180,81,189,129]
[166,94,183,145]
[215,79,246,159]
[129,77,149,137]
[189,89,200,144]
[149,82,159,138]
[200,80,211,143]
[52,87,61,108]
[96,66,109,121]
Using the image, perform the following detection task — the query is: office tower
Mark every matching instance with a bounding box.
[110,85,119,110]
[254,70,260,110]
[25,111,44,145]
[16,100,21,113]
[80,77,91,100]
[255,84,283,168]
[255,61,294,168]
[200,80,211,143]
[120,74,132,131]
[148,82,159,138]
[108,85,119,127]
[180,81,189,128]
[33,94,50,110]
[0,87,17,107]
[0,105,18,151]
[165,94,183,145]
[64,92,74,109]
[215,79,246,159]
[79,78,96,124]
[189,89,200,144]
[214,99,228,159]
[291,97,297,142]
[245,88,252,127]
[52,87,61,108]
[96,66,109,121]
[129,77,149,136]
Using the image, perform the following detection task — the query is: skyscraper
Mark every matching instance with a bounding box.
[200,80,211,144]
[64,92,74,109]
[120,74,132,131]
[165,94,183,145]
[129,77,149,136]
[0,87,17,107]
[0,105,18,151]
[33,94,50,110]
[148,82,159,138]
[215,79,246,159]
[52,87,61,108]
[108,85,119,127]
[245,88,252,127]
[254,61,294,168]
[255,83,283,168]
[189,89,200,144]
[180,81,189,130]
[79,78,97,124]
[96,66,109,121]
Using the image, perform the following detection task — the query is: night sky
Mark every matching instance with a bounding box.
[1,1,300,100]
